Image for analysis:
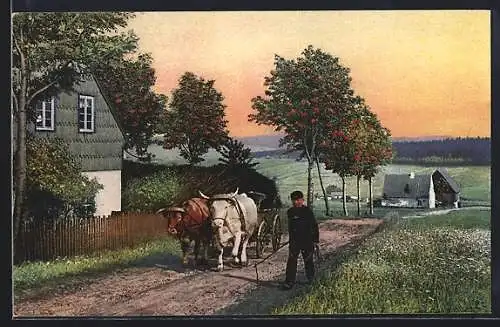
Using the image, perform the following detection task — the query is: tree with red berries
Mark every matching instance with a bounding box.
[92,53,168,161]
[249,45,356,207]
[161,72,229,165]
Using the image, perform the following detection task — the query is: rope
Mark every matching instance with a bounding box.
[254,241,289,283]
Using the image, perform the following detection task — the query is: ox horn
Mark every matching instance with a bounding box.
[230,187,239,197]
[198,190,210,199]
[156,207,185,215]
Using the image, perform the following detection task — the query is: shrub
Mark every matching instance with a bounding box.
[122,169,182,212]
[24,135,103,221]
[217,137,259,170]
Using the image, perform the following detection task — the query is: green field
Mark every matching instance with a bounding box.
[273,208,491,314]
[255,158,491,209]
[145,146,490,217]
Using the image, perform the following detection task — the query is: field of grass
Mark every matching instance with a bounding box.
[273,208,491,314]
[254,158,490,217]
[138,145,490,205]
[13,236,180,300]
[144,146,490,217]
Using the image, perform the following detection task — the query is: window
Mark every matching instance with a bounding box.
[78,95,94,133]
[35,97,55,131]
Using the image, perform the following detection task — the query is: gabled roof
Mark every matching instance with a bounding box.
[383,174,432,199]
[91,74,126,143]
[433,168,461,193]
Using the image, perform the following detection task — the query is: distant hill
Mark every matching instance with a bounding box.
[235,134,283,151]
[147,134,489,165]
[235,134,454,152]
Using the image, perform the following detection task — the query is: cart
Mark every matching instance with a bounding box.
[247,191,283,258]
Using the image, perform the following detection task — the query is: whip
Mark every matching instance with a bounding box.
[254,241,289,284]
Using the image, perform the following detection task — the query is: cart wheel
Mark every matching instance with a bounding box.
[255,220,267,258]
[272,213,282,252]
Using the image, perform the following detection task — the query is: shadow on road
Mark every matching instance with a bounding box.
[216,236,374,315]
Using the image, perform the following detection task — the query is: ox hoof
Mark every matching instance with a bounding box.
[217,265,224,272]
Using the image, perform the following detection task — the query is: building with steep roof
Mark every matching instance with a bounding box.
[381,169,460,209]
[25,74,126,216]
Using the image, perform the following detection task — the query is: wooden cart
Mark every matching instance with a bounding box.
[247,191,283,258]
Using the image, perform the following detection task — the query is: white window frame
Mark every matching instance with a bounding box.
[35,97,55,131]
[78,95,95,133]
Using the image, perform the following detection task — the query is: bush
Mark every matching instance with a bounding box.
[25,136,103,221]
[121,160,281,210]
[122,169,182,212]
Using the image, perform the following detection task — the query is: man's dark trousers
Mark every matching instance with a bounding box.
[285,242,314,284]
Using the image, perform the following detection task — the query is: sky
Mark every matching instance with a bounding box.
[125,10,490,138]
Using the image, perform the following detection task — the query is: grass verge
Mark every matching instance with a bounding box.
[13,236,180,301]
[273,209,491,314]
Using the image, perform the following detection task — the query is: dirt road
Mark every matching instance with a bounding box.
[14,218,383,317]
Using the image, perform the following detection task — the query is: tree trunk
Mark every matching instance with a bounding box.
[341,176,348,216]
[315,159,330,216]
[369,177,374,216]
[356,175,361,217]
[13,80,27,246]
[306,160,314,207]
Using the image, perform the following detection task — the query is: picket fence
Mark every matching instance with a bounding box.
[14,212,169,264]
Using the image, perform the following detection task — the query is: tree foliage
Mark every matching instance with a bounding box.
[92,53,168,160]
[218,137,259,170]
[25,135,103,221]
[161,72,229,165]
[249,45,357,205]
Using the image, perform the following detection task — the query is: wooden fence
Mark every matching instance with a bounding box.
[14,212,170,264]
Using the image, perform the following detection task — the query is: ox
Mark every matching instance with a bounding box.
[198,188,259,271]
[156,197,212,267]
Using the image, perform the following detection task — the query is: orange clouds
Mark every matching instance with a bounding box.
[126,10,490,138]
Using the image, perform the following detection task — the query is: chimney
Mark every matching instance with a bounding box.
[409,172,415,179]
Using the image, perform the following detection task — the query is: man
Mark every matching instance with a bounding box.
[281,190,320,290]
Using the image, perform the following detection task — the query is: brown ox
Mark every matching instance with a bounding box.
[156,197,212,267]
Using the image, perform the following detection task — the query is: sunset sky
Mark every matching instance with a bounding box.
[125,10,490,138]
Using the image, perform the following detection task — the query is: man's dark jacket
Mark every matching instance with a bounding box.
[287,205,319,247]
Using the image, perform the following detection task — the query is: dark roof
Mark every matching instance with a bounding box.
[433,168,461,193]
[91,74,126,140]
[383,174,432,199]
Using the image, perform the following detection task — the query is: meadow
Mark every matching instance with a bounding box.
[272,208,491,314]
[15,147,491,312]
[144,145,491,216]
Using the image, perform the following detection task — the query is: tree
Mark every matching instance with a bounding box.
[161,72,229,165]
[218,137,259,170]
[361,121,393,215]
[249,45,355,207]
[91,53,168,161]
[25,135,103,222]
[12,12,136,243]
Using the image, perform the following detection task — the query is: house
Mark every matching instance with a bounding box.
[27,75,126,216]
[381,169,460,209]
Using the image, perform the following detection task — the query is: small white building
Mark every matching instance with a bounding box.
[381,169,460,209]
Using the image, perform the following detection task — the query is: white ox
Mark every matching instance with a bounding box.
[198,188,259,271]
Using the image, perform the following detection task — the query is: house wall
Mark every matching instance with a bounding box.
[428,177,436,208]
[83,170,122,216]
[32,76,125,171]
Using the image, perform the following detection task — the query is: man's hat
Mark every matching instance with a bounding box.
[290,190,304,200]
